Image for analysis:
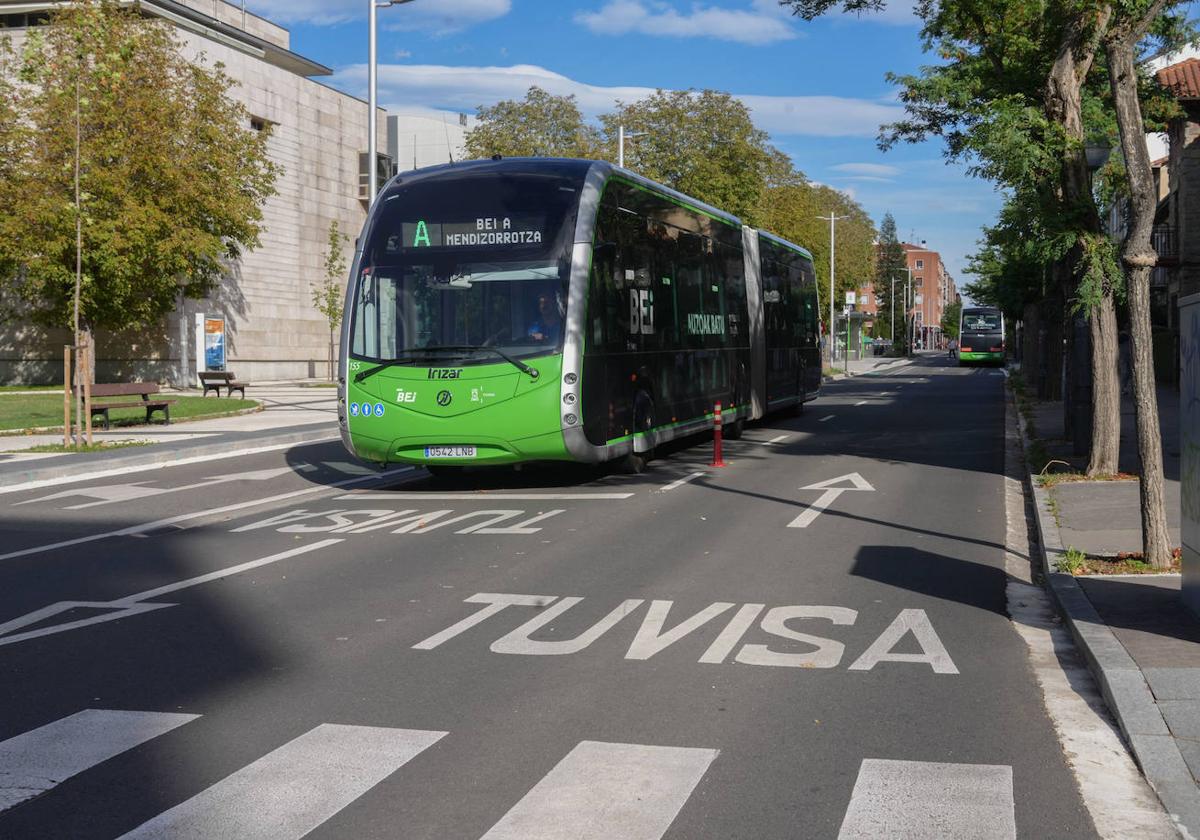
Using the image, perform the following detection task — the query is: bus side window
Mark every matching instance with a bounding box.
[674,230,705,350]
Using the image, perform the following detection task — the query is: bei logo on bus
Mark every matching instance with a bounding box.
[629,289,654,335]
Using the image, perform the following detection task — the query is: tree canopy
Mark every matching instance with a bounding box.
[463,86,601,160]
[0,0,278,333]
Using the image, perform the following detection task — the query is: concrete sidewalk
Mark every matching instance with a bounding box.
[0,383,339,488]
[1022,380,1200,834]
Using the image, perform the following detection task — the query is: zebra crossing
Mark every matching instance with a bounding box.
[0,709,1018,839]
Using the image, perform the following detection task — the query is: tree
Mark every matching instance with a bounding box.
[600,89,772,221]
[1103,0,1190,568]
[941,299,962,340]
[874,213,908,341]
[756,177,876,340]
[1,0,278,340]
[781,0,1129,475]
[313,220,349,382]
[464,86,602,160]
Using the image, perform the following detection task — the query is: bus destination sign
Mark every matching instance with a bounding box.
[402,216,544,249]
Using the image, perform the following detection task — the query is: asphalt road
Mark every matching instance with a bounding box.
[0,355,1098,839]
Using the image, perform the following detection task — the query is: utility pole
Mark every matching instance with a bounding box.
[617,125,642,168]
[368,0,416,205]
[818,212,849,364]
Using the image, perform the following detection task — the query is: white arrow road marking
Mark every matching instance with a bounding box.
[16,466,300,510]
[0,539,342,648]
[340,493,633,501]
[788,472,876,529]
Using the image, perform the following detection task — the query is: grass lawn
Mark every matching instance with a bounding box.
[0,394,258,432]
[0,385,63,392]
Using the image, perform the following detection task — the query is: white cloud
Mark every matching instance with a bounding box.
[332,62,903,138]
[243,0,510,31]
[575,1,797,45]
[830,162,901,177]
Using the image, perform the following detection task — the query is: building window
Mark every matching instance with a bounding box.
[250,116,268,132]
[916,259,924,269]
[915,276,923,286]
[1,12,50,27]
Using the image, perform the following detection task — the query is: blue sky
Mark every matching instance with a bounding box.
[244,0,1008,291]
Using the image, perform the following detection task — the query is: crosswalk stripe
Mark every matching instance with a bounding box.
[837,758,1016,839]
[117,723,446,840]
[0,709,198,813]
[480,740,717,840]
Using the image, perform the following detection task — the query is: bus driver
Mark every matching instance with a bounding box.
[527,292,563,344]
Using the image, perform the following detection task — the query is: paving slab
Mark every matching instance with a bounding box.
[1054,481,1182,556]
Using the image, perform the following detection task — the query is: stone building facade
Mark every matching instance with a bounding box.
[0,0,468,384]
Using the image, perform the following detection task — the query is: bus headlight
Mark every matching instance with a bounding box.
[563,393,577,405]
[564,372,578,385]
[564,413,578,426]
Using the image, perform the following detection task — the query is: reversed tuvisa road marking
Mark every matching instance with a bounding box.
[658,472,705,492]
[837,758,1015,840]
[0,540,342,648]
[117,724,446,840]
[0,709,198,813]
[480,740,717,840]
[338,492,633,501]
[0,467,413,562]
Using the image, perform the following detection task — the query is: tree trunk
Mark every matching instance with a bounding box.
[1107,14,1172,567]
[1045,4,1118,466]
[1088,294,1121,474]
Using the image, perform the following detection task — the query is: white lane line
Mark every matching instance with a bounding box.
[854,400,868,407]
[118,724,446,840]
[763,435,790,445]
[16,466,301,510]
[0,539,342,648]
[0,436,341,496]
[818,415,836,423]
[837,759,1015,840]
[659,472,705,492]
[0,467,413,563]
[480,740,717,840]
[0,709,199,813]
[339,492,633,501]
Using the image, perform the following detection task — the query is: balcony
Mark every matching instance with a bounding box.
[1153,225,1178,261]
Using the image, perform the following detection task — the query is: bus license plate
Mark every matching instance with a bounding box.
[425,446,476,459]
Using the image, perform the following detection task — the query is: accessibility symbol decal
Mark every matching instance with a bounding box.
[349,403,359,417]
[373,403,385,417]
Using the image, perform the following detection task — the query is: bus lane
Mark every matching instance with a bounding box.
[0,359,1097,838]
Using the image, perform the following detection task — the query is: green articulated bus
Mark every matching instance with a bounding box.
[339,157,821,472]
[958,306,1005,365]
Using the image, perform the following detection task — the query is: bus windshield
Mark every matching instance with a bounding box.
[962,312,1002,332]
[350,258,569,362]
[350,170,582,363]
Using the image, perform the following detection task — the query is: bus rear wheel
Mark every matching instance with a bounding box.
[620,451,649,474]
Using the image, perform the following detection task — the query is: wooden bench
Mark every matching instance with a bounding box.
[80,383,177,429]
[198,370,249,399]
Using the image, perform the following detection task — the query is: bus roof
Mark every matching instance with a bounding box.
[757,229,815,262]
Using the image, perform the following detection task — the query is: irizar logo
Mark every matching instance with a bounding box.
[427,368,463,379]
[395,389,418,403]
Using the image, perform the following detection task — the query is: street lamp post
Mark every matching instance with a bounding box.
[617,125,643,168]
[369,0,415,205]
[818,212,849,363]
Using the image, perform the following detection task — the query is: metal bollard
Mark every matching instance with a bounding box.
[711,400,727,467]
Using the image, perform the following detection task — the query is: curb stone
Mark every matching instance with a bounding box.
[0,425,338,491]
[1015,392,1200,838]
